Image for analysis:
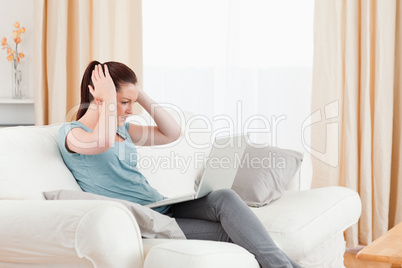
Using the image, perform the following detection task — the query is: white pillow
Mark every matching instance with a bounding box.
[43,190,186,239]
[231,145,303,207]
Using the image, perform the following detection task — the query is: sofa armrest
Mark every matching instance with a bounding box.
[285,151,313,191]
[0,200,144,268]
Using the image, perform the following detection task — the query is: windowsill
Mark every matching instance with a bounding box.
[0,124,35,128]
[0,98,35,104]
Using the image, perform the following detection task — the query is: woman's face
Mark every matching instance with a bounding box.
[116,83,138,127]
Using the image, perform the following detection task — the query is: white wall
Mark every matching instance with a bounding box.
[0,0,34,99]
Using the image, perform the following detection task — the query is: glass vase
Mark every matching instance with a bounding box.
[11,58,24,99]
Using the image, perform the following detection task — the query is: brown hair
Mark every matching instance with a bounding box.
[76,61,138,120]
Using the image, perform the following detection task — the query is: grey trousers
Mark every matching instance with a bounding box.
[170,189,301,268]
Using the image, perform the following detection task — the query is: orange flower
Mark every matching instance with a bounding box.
[2,22,25,62]
[12,30,20,38]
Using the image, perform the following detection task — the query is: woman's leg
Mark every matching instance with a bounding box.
[171,189,301,268]
[175,218,232,242]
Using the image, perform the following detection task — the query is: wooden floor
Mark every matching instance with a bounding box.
[344,251,392,268]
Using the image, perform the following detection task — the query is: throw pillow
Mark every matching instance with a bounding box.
[231,144,303,207]
[43,190,186,239]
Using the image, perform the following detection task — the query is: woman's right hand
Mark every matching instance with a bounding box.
[66,64,118,155]
[88,64,116,102]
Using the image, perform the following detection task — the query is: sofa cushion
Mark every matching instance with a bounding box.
[231,144,303,207]
[128,112,212,197]
[143,240,260,268]
[0,125,82,200]
[252,186,361,261]
[44,189,186,239]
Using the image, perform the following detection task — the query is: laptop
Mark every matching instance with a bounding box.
[145,133,249,208]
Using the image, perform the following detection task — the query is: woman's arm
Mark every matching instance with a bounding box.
[128,90,183,146]
[66,64,117,155]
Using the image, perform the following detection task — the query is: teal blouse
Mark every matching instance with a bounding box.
[57,121,169,214]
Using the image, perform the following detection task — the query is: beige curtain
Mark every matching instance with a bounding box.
[34,0,143,125]
[312,0,402,247]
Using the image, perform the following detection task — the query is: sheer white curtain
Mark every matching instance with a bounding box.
[143,0,314,150]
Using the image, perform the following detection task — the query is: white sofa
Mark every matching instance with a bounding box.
[0,112,361,268]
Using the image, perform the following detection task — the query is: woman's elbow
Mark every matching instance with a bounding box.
[97,136,115,150]
[177,128,184,139]
[176,127,184,141]
[166,127,183,144]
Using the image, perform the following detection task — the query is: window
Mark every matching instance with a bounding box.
[143,0,314,149]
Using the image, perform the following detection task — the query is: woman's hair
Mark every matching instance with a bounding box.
[76,61,138,120]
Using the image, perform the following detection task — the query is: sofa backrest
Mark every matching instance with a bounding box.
[129,111,211,197]
[0,111,312,200]
[0,124,82,200]
[129,111,312,195]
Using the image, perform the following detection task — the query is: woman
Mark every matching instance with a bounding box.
[58,61,301,268]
